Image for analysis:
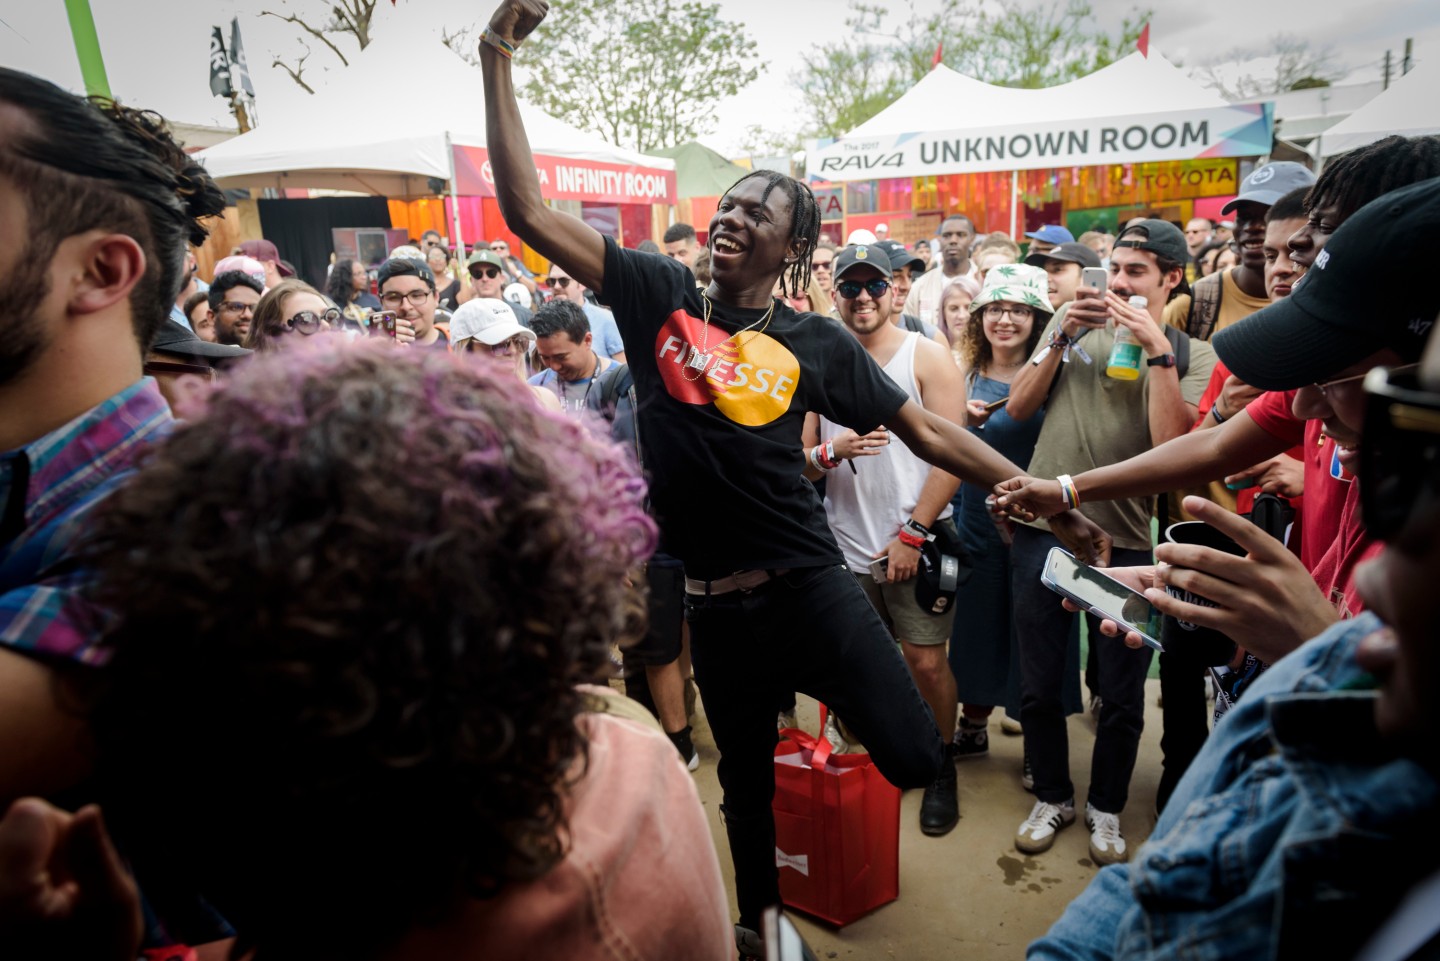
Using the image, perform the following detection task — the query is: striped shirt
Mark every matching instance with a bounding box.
[0,379,172,665]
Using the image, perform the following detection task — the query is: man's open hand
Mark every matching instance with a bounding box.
[488,0,549,45]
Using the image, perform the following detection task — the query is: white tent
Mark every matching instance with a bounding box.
[844,53,1227,140]
[198,29,674,202]
[1320,60,1439,157]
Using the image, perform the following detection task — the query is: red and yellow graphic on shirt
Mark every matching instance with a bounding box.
[655,309,800,427]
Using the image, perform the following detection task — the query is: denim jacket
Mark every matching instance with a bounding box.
[1032,614,1440,961]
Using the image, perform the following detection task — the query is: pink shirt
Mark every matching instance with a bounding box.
[388,693,732,960]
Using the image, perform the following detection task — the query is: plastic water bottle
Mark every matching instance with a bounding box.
[1106,295,1147,380]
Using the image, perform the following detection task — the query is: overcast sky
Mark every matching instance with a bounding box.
[2,0,1437,154]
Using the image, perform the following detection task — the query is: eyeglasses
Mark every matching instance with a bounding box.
[811,259,833,271]
[283,308,340,335]
[544,276,572,288]
[217,300,255,315]
[469,267,502,281]
[380,289,433,308]
[1361,365,1440,539]
[144,360,216,380]
[1315,363,1418,396]
[981,305,1035,322]
[489,335,530,356]
[835,279,890,300]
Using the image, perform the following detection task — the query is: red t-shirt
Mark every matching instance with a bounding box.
[1308,480,1381,620]
[1194,364,1305,525]
[1245,389,1352,574]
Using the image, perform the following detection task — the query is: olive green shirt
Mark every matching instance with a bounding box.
[1024,303,1217,551]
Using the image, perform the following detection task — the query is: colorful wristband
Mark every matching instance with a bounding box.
[1057,474,1080,511]
[809,445,835,473]
[480,27,517,59]
[897,528,926,550]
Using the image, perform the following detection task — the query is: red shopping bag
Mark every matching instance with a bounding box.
[773,704,901,926]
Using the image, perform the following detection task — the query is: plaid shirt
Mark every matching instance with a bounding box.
[0,379,171,665]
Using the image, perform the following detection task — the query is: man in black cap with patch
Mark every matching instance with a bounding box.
[803,244,969,837]
[1025,241,1102,311]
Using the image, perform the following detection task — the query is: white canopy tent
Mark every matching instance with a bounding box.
[198,28,674,252]
[810,54,1270,235]
[843,53,1227,139]
[1320,60,1439,157]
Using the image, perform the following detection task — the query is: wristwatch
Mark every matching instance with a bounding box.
[1146,353,1177,368]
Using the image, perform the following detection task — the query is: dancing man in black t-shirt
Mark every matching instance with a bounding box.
[478,3,1113,952]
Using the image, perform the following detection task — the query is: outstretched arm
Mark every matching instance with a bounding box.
[481,1,607,293]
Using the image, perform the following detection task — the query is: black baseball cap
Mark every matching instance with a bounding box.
[833,244,893,281]
[1112,219,1188,266]
[875,239,925,274]
[151,320,250,361]
[377,257,436,291]
[1213,176,1440,391]
[1024,241,1101,270]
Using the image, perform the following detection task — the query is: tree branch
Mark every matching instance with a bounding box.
[261,9,350,67]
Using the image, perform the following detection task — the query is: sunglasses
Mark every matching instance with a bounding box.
[283,308,340,335]
[811,259,833,271]
[1360,365,1440,540]
[544,276,572,288]
[835,279,891,300]
[469,267,502,280]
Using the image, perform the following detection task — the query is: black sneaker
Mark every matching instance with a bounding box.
[920,758,959,836]
[668,726,700,772]
[1021,747,1035,792]
[952,718,990,759]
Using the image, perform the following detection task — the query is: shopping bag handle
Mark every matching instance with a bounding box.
[778,703,833,770]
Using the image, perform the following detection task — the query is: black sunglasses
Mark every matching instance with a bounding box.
[1361,365,1440,540]
[835,279,891,300]
[470,266,502,280]
[544,276,572,288]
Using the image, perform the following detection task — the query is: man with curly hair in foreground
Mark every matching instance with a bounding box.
[28,340,726,961]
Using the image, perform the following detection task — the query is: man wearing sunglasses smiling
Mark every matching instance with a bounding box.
[459,248,532,328]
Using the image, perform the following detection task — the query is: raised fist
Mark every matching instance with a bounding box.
[488,0,550,45]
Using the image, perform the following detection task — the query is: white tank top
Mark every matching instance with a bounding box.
[820,332,953,571]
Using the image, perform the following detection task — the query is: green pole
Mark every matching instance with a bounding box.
[63,0,112,99]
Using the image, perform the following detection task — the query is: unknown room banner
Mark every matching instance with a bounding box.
[811,103,1273,182]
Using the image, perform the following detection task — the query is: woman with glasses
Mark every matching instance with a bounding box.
[427,245,462,311]
[450,297,561,412]
[948,265,1071,771]
[246,279,339,352]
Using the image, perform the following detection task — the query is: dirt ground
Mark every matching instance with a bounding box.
[685,684,1166,960]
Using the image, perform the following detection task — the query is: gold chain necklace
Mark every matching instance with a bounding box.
[682,292,776,382]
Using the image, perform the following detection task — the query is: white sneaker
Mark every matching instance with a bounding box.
[1085,803,1128,865]
[1000,714,1023,736]
[1015,798,1075,854]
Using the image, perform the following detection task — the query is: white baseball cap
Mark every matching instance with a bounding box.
[846,228,879,245]
[450,298,535,346]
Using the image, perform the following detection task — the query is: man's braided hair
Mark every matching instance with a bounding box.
[723,170,821,299]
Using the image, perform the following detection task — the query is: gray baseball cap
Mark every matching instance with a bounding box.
[1221,161,1317,215]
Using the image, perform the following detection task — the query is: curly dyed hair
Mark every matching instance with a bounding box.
[81,340,655,960]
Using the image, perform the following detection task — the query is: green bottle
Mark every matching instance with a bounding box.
[1106,295,1147,380]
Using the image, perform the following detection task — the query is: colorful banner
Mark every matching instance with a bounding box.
[811,103,1272,181]
[452,146,677,206]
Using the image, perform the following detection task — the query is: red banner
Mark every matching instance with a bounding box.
[452,146,677,206]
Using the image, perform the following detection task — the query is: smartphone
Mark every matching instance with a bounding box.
[1080,266,1109,298]
[1039,548,1163,652]
[983,396,1010,412]
[868,556,889,581]
[371,310,397,338]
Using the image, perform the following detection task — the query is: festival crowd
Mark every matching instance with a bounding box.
[3,2,1440,959]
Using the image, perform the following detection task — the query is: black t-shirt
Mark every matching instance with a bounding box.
[598,237,908,576]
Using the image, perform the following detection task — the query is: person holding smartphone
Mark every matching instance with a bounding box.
[1003,220,1217,866]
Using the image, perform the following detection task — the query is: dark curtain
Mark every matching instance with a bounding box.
[256,197,393,290]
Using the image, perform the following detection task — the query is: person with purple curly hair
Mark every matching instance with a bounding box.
[65,341,733,961]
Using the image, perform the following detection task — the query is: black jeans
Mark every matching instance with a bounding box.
[1011,527,1154,813]
[1156,652,1209,812]
[686,564,944,929]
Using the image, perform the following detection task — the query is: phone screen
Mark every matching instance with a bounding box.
[1042,549,1162,650]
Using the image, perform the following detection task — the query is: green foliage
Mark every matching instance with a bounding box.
[792,0,1150,139]
[517,0,761,153]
